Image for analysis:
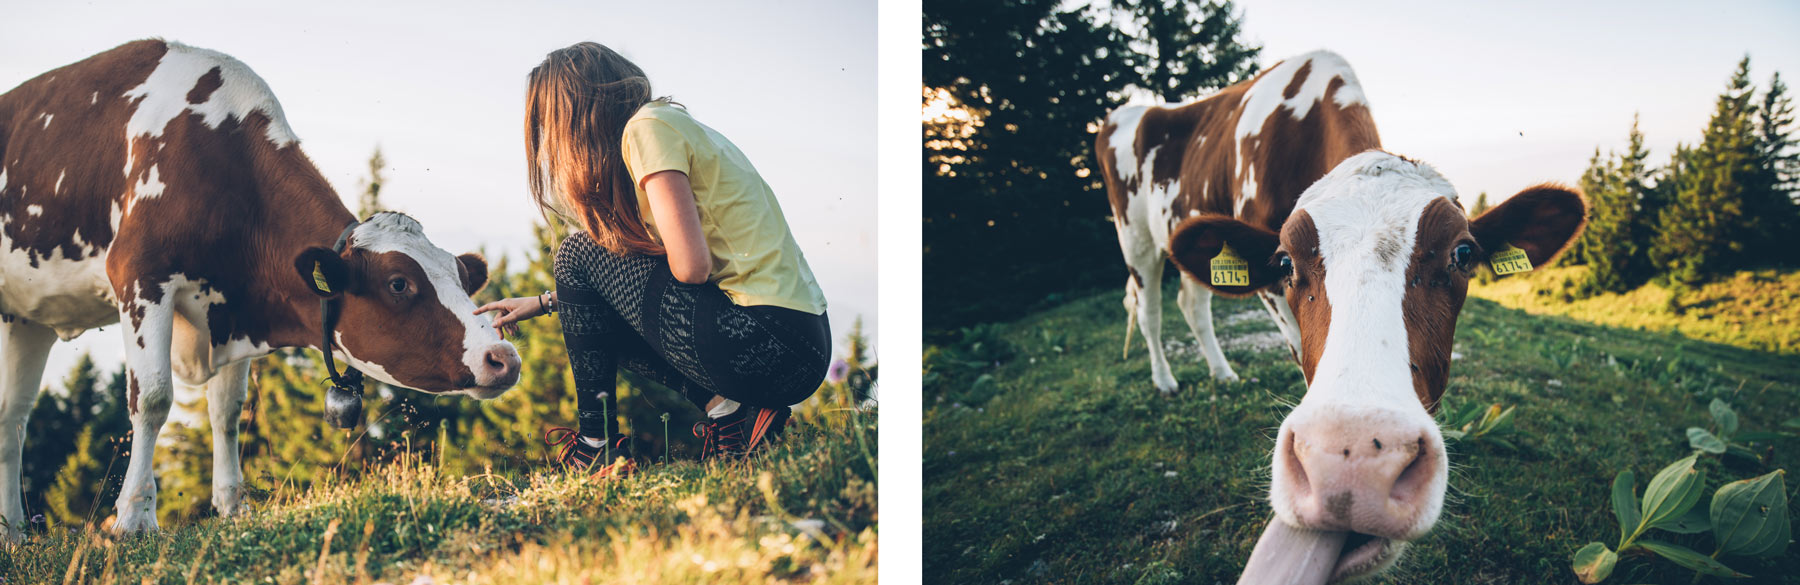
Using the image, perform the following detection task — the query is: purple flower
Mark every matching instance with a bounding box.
[826,358,850,384]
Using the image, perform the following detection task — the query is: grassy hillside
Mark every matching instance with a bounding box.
[923,280,1799,584]
[0,409,878,585]
[1471,266,1800,355]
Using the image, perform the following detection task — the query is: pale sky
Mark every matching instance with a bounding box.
[1228,0,1800,205]
[2,0,876,388]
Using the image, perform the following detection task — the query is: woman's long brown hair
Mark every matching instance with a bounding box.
[525,42,667,256]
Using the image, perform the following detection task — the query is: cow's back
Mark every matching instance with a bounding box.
[0,40,330,339]
[1100,51,1380,243]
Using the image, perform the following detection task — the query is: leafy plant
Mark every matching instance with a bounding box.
[1440,402,1518,449]
[1685,398,1793,460]
[1572,453,1789,583]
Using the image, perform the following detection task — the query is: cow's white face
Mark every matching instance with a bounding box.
[296,212,520,399]
[1171,151,1586,582]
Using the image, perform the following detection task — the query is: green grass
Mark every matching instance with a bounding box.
[0,409,878,585]
[1472,266,1800,355]
[923,279,1800,584]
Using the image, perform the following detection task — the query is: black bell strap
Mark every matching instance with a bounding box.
[321,220,365,429]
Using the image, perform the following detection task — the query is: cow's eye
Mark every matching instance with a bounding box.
[388,278,409,294]
[1452,243,1475,268]
[1276,253,1293,275]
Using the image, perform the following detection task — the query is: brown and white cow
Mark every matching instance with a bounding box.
[1098,51,1585,582]
[0,40,521,537]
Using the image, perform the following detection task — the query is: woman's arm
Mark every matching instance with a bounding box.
[642,170,711,284]
[473,292,554,338]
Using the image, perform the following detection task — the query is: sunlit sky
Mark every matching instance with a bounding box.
[2,0,876,387]
[1219,0,1800,204]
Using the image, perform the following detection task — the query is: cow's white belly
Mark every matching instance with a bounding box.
[0,233,118,341]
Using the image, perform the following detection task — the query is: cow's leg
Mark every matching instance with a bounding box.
[113,294,177,534]
[1135,258,1179,395]
[1177,275,1239,381]
[0,318,57,541]
[207,360,249,517]
[1257,290,1304,363]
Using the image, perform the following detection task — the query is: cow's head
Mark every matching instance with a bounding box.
[293,212,521,399]
[1171,151,1585,582]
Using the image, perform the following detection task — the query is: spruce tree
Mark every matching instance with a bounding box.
[1468,191,1490,218]
[1113,0,1261,102]
[1576,115,1654,292]
[1747,71,1798,262]
[358,146,388,219]
[1650,57,1760,284]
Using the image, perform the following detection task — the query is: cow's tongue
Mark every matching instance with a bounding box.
[1236,518,1346,585]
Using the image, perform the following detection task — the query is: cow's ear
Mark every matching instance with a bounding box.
[294,247,351,298]
[1469,184,1587,276]
[457,253,489,296]
[1169,214,1284,296]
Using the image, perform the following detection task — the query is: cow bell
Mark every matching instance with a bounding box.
[324,385,364,429]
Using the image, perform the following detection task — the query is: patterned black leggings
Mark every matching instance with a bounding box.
[554,232,831,438]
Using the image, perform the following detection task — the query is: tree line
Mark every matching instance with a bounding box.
[1562,58,1796,294]
[923,0,1260,332]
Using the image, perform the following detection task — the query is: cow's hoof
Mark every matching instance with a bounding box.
[108,512,160,535]
[1211,368,1241,382]
[1151,369,1179,395]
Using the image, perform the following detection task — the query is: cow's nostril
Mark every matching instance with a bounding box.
[1390,436,1433,503]
[486,354,504,369]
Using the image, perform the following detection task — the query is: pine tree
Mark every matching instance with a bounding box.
[1746,71,1798,262]
[33,359,129,529]
[358,146,388,218]
[1650,57,1760,284]
[1575,116,1655,292]
[1467,191,1490,218]
[1113,0,1261,102]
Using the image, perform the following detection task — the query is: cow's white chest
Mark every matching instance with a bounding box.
[0,226,118,340]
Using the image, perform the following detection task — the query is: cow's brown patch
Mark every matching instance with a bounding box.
[1281,211,1332,383]
[186,66,222,104]
[332,250,475,391]
[1282,61,1313,99]
[1402,198,1475,412]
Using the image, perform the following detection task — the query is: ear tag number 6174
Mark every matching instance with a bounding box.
[1490,244,1534,275]
[1211,243,1250,286]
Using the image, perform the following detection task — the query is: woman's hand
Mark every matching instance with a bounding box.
[473,295,549,338]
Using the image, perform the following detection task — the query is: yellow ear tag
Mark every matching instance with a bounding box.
[1210,243,1251,286]
[1490,244,1534,275]
[312,262,333,293]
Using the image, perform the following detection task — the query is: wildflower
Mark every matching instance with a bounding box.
[826,358,850,384]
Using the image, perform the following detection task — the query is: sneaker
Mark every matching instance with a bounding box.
[543,426,635,475]
[693,406,791,460]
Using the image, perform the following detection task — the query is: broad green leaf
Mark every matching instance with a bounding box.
[1710,469,1789,558]
[1660,506,1712,534]
[1784,417,1800,429]
[1641,455,1704,530]
[1571,542,1617,584]
[1635,540,1747,578]
[1688,427,1727,454]
[1611,470,1640,544]
[1709,399,1738,438]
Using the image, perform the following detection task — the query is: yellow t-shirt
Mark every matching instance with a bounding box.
[620,101,827,315]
